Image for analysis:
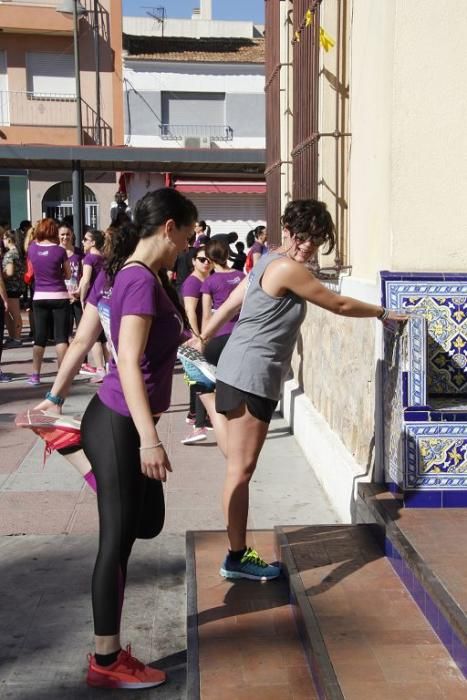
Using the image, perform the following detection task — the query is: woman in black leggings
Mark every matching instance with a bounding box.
[0,268,10,382]
[36,188,197,691]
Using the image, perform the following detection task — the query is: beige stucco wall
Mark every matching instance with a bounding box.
[390,1,467,271]
[347,0,467,279]
[0,0,123,146]
[29,174,116,230]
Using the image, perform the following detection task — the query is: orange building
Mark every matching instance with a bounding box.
[0,0,124,228]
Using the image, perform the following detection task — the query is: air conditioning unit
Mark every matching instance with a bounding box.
[183,136,211,149]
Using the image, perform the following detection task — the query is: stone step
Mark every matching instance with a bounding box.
[186,530,318,700]
[359,484,467,676]
[275,524,467,700]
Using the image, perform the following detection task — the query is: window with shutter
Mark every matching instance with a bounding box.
[26,52,76,98]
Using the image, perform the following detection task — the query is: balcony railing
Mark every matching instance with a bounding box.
[159,124,234,141]
[0,90,112,145]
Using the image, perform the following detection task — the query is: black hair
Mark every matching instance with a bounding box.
[227,231,238,244]
[205,238,229,267]
[190,245,207,271]
[20,220,31,232]
[88,229,105,251]
[105,188,197,331]
[281,199,335,255]
[246,229,255,248]
[58,221,73,232]
[254,225,266,240]
[235,241,245,252]
[106,188,197,281]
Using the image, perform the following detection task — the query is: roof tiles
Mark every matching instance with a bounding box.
[123,35,265,64]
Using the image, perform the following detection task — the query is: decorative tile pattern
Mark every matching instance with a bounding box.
[382,322,406,487]
[405,423,467,489]
[384,278,467,396]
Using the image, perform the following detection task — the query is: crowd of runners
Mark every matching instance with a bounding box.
[2,188,405,690]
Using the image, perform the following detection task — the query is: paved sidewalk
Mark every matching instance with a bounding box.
[0,341,339,698]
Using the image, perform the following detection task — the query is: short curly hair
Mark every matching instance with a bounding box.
[281,199,335,255]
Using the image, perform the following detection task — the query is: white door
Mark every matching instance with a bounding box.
[0,51,9,126]
[187,194,266,244]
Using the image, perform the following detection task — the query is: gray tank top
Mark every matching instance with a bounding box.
[216,252,306,400]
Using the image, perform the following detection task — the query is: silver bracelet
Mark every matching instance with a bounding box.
[139,441,163,451]
[378,307,390,321]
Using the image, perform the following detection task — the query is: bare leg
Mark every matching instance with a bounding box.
[6,298,22,340]
[200,392,228,457]
[56,342,68,368]
[63,448,92,478]
[223,404,269,551]
[91,342,105,370]
[32,344,45,375]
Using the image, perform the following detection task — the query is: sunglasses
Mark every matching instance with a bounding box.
[196,256,210,263]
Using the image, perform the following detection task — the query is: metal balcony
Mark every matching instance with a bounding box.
[159,124,234,141]
[0,90,112,145]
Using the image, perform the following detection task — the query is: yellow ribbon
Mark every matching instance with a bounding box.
[319,26,336,52]
[294,30,301,42]
[305,8,313,27]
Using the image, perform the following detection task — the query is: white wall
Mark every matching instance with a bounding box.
[123,17,259,39]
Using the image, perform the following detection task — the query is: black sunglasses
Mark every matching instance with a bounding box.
[196,256,210,263]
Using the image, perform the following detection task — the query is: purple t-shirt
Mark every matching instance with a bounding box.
[83,253,105,300]
[28,242,67,293]
[181,274,203,331]
[65,248,83,292]
[87,269,114,359]
[250,241,267,258]
[98,265,183,417]
[201,270,245,337]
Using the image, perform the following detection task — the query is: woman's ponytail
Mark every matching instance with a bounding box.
[105,222,139,282]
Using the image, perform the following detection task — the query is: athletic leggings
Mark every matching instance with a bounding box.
[0,302,4,363]
[32,298,71,346]
[81,395,165,636]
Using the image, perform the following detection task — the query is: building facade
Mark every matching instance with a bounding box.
[266,0,467,519]
[0,0,124,228]
[122,5,266,240]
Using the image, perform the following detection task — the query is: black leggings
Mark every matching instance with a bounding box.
[0,303,4,363]
[81,395,165,636]
[33,298,71,346]
[69,300,83,335]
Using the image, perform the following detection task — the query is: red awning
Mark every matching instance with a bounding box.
[173,179,266,194]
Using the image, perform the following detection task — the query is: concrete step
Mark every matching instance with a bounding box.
[276,524,467,700]
[360,484,467,677]
[187,530,318,700]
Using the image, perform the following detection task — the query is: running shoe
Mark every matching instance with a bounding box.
[15,409,81,431]
[220,547,281,581]
[181,427,208,444]
[79,363,97,376]
[185,411,196,424]
[26,373,40,386]
[0,371,11,383]
[177,346,216,387]
[87,645,166,689]
[90,368,106,384]
[15,410,82,461]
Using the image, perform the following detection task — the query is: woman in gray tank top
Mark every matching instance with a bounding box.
[190,199,406,582]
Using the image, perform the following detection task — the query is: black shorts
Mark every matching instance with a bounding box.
[215,380,278,424]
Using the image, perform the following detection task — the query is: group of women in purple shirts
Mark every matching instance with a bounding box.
[21,187,406,691]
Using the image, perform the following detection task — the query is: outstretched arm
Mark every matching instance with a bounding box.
[199,276,248,343]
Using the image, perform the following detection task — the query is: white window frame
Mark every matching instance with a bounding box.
[26,52,76,99]
[0,50,9,126]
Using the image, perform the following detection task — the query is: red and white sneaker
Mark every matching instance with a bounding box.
[79,363,97,376]
[86,645,167,689]
[15,410,82,461]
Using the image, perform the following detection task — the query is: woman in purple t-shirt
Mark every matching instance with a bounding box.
[27,218,71,385]
[59,223,83,337]
[34,188,197,690]
[180,245,213,442]
[78,229,108,380]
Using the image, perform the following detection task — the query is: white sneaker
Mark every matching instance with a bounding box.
[181,427,208,444]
